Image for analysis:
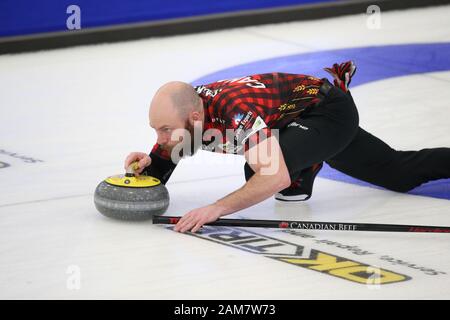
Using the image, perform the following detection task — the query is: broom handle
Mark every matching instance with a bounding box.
[152,215,450,233]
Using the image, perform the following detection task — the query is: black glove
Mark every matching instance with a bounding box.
[141,153,177,185]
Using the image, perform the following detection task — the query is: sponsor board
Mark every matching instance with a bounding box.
[0,149,44,163]
[0,161,10,169]
[179,226,411,285]
[283,229,447,277]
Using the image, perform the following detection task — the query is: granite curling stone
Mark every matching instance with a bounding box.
[94,171,169,221]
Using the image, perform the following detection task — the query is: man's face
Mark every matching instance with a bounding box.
[150,110,184,151]
[150,106,202,158]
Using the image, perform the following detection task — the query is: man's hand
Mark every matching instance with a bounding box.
[174,204,225,233]
[173,135,291,234]
[124,152,152,176]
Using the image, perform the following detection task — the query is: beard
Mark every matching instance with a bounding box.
[162,119,202,159]
[181,119,202,157]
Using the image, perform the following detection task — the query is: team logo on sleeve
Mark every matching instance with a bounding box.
[232,113,245,127]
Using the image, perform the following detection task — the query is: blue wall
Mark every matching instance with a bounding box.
[0,0,339,37]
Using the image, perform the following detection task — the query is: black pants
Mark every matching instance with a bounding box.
[245,85,450,192]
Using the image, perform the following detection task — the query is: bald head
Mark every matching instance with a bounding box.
[149,81,204,148]
[150,81,202,122]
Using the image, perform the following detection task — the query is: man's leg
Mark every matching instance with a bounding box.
[274,162,324,201]
[326,127,450,192]
[244,85,360,200]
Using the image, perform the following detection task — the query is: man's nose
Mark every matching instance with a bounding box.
[156,134,168,145]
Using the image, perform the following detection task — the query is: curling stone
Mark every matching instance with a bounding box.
[94,162,169,221]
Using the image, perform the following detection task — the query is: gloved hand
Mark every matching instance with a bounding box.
[324,60,357,93]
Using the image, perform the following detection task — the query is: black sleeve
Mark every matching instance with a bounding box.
[141,152,177,185]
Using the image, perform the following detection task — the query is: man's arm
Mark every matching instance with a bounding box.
[174,135,292,233]
[214,135,291,215]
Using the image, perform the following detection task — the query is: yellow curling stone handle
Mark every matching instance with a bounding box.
[105,161,161,188]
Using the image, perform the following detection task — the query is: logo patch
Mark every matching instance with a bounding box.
[288,121,309,130]
[240,116,268,144]
[233,113,244,127]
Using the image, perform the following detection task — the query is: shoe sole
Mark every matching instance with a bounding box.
[274,163,323,202]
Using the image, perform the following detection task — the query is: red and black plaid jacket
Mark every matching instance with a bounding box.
[144,73,325,183]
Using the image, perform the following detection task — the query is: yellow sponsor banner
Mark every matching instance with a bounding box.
[187,227,412,285]
[276,251,409,284]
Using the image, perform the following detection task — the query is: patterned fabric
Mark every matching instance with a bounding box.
[323,60,357,93]
[151,73,325,160]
